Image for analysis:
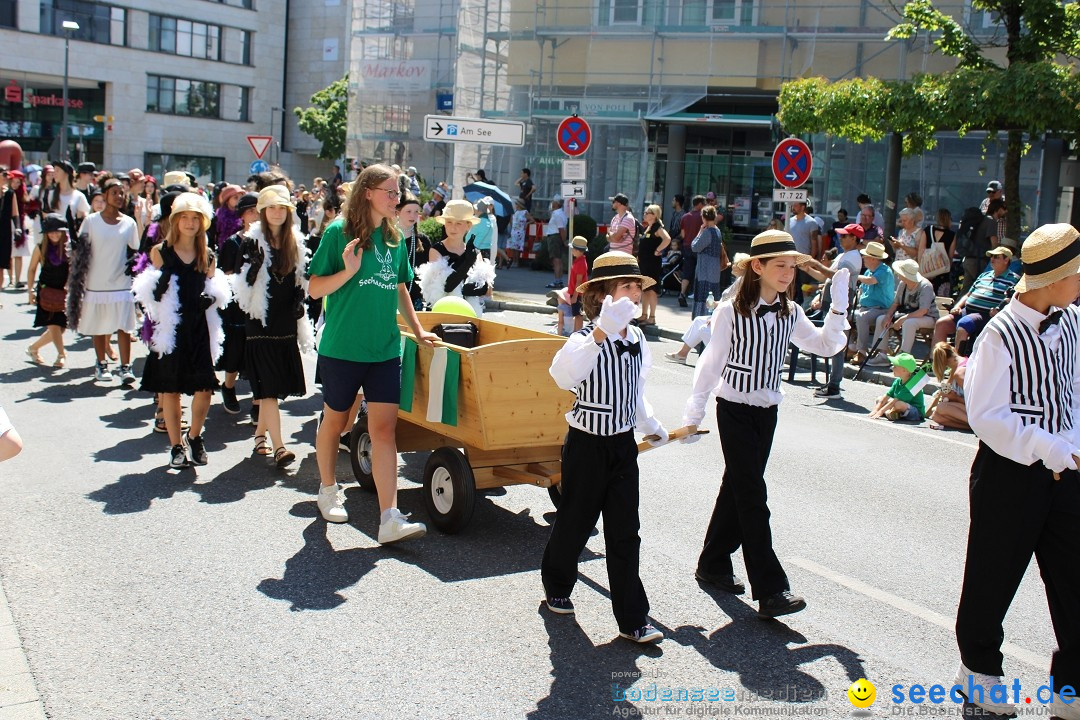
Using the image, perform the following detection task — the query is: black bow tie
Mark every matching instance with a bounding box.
[757,301,784,318]
[1039,310,1063,334]
[615,341,641,358]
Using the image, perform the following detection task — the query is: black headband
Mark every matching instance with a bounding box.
[1022,239,1080,277]
[749,239,797,257]
[591,262,643,281]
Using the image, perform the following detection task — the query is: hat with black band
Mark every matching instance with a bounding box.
[1014,223,1080,293]
[575,251,655,294]
[733,229,811,273]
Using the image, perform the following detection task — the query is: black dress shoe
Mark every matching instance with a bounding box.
[694,569,746,595]
[757,590,807,619]
[678,294,688,308]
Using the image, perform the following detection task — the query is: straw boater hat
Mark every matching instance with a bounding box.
[732,229,811,273]
[575,251,655,294]
[436,199,481,225]
[1014,223,1080,292]
[892,258,922,283]
[860,241,888,260]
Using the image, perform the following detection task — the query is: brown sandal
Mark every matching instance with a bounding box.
[254,435,271,456]
[274,446,296,467]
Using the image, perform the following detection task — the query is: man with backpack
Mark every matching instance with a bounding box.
[958,200,1004,292]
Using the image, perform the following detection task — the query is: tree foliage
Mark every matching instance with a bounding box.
[777,0,1080,238]
[294,75,348,160]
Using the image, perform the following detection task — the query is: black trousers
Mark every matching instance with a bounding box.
[541,428,649,633]
[698,397,789,600]
[956,442,1080,690]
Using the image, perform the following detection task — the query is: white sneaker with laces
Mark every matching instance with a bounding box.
[952,662,1017,716]
[317,483,348,523]
[94,362,113,382]
[378,508,427,544]
[118,364,136,384]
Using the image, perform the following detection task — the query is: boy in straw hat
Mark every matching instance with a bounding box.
[543,251,670,643]
[682,229,850,618]
[953,223,1080,719]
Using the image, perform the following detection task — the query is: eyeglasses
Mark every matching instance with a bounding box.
[374,186,401,199]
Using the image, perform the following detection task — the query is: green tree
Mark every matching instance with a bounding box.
[294,75,348,160]
[778,0,1080,240]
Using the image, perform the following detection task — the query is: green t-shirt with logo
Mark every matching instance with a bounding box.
[309,219,414,363]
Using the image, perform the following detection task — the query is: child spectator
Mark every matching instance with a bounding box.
[552,236,589,335]
[543,251,669,644]
[506,198,530,269]
[868,352,927,422]
[25,213,70,368]
[926,341,968,430]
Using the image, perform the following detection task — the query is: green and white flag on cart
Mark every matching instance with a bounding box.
[425,346,461,427]
[400,337,417,412]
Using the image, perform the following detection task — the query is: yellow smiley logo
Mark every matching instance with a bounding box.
[847,678,876,708]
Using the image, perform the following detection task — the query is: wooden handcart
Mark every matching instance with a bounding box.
[348,312,572,534]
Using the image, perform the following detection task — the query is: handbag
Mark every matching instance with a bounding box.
[39,286,66,313]
[919,235,951,279]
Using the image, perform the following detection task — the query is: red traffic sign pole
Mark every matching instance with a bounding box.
[772,138,813,189]
[557,115,591,158]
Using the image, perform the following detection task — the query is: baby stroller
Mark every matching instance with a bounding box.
[658,249,683,297]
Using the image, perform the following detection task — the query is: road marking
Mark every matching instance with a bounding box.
[789,556,1050,670]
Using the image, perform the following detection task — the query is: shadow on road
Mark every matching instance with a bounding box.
[86,466,196,514]
[673,586,866,703]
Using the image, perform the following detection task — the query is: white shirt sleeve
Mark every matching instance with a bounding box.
[634,334,662,436]
[790,303,849,357]
[965,330,1079,473]
[682,303,734,427]
[548,331,603,391]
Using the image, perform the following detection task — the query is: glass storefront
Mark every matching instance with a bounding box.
[0,77,104,165]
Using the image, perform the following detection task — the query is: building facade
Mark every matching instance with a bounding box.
[0,0,346,185]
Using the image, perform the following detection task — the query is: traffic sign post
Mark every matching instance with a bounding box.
[423,115,525,147]
[560,181,585,199]
[250,159,270,175]
[247,135,273,159]
[771,138,812,189]
[556,116,591,157]
[772,188,808,203]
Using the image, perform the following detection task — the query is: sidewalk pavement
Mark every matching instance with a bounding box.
[0,582,46,720]
[487,265,932,392]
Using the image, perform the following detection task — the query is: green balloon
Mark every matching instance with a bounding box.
[431,296,478,318]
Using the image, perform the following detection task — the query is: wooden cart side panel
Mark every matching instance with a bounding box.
[467,342,574,448]
[464,445,564,468]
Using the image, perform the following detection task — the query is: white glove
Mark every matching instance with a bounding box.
[680,425,702,444]
[596,295,638,336]
[830,268,850,315]
[643,419,669,447]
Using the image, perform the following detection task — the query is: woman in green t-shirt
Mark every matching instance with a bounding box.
[308,165,437,544]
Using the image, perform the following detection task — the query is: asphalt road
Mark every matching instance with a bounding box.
[0,294,1057,720]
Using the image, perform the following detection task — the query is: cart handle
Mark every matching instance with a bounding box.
[638,426,709,453]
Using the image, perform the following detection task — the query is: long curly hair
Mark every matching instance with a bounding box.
[343,164,401,250]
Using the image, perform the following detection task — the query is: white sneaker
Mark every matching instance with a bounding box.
[378,508,426,544]
[94,362,113,382]
[317,484,348,523]
[118,364,136,385]
[865,354,891,367]
[664,351,686,365]
[952,662,1017,716]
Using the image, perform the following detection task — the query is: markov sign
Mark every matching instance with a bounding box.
[356,60,432,93]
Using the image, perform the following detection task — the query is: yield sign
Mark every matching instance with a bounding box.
[247,135,273,159]
[556,116,591,158]
[771,138,813,189]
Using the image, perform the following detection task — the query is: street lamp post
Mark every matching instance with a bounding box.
[270,106,284,165]
[60,20,79,162]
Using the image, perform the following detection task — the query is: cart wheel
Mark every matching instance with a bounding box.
[548,482,562,509]
[348,413,376,492]
[422,447,476,534]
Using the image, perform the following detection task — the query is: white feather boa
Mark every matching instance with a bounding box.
[415,255,497,317]
[132,267,231,361]
[229,221,316,354]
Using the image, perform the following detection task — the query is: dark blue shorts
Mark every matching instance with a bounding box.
[317,355,401,411]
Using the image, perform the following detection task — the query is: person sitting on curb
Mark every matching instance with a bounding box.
[665,253,748,365]
[868,352,927,422]
[866,259,939,366]
[851,242,894,365]
[932,246,1019,355]
[925,341,969,431]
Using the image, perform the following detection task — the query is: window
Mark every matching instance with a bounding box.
[150,15,225,61]
[40,1,126,45]
[147,75,250,121]
[221,26,252,65]
[681,0,756,25]
[1,0,17,29]
[610,0,641,24]
[142,154,225,185]
[964,0,1000,31]
[197,0,253,8]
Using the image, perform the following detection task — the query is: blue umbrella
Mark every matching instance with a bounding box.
[462,181,515,217]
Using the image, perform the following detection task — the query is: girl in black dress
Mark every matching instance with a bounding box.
[396,189,431,310]
[232,185,313,467]
[25,213,70,367]
[133,193,230,469]
[637,204,671,326]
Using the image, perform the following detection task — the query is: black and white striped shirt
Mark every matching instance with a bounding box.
[722,307,797,394]
[966,298,1080,472]
[549,323,662,437]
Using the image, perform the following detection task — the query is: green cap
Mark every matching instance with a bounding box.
[887,352,918,373]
